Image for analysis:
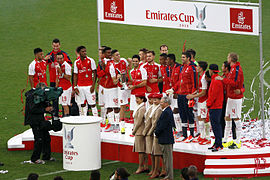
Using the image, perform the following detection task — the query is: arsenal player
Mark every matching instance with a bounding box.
[73,46,98,116]
[166,54,182,138]
[129,55,147,113]
[46,39,71,117]
[170,51,198,142]
[159,44,168,54]
[207,64,224,152]
[187,61,210,145]
[142,51,162,96]
[55,52,72,116]
[46,39,72,87]
[138,48,148,67]
[159,53,169,94]
[97,46,110,125]
[29,48,50,88]
[216,53,244,149]
[110,49,131,133]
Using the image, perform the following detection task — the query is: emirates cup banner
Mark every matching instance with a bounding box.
[98,0,259,36]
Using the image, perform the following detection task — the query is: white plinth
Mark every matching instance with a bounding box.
[61,116,102,171]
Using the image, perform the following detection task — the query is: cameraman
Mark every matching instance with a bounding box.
[25,83,55,164]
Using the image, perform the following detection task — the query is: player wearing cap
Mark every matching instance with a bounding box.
[166,54,182,139]
[29,48,50,89]
[55,52,72,117]
[170,51,198,142]
[207,64,224,152]
[73,46,98,116]
[187,61,211,145]
[142,51,162,100]
[216,53,244,149]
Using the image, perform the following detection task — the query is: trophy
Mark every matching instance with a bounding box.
[116,68,128,90]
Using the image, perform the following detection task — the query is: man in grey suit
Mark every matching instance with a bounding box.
[155,96,175,180]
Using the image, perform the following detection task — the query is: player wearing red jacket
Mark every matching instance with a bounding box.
[29,48,50,88]
[207,64,224,152]
[173,51,198,142]
[159,53,170,94]
[97,46,111,124]
[216,53,244,149]
[73,46,97,116]
[166,54,182,138]
[55,52,72,116]
[187,61,210,145]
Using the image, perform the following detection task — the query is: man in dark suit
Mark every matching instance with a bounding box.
[155,96,175,180]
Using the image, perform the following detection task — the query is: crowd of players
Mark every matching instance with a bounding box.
[28,38,244,153]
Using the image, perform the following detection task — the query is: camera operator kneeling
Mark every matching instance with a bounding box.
[25,83,62,164]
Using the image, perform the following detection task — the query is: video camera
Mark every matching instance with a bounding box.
[33,86,63,104]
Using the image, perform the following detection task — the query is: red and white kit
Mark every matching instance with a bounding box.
[28,59,47,88]
[103,59,119,108]
[74,56,97,105]
[198,72,208,119]
[129,66,147,111]
[56,61,72,106]
[167,63,181,109]
[142,62,161,98]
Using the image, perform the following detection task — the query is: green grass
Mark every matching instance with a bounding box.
[0,0,270,179]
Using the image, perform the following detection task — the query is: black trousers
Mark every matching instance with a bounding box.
[50,82,59,117]
[221,99,236,139]
[30,123,51,162]
[209,109,223,148]
[177,94,194,138]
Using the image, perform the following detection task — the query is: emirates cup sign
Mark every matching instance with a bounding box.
[103,0,124,21]
[98,0,259,36]
[230,8,253,33]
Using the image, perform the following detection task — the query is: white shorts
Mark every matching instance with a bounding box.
[118,87,129,106]
[104,87,119,108]
[98,85,105,106]
[75,86,96,105]
[59,87,72,106]
[169,94,178,109]
[198,101,208,119]
[130,94,137,111]
[225,98,242,119]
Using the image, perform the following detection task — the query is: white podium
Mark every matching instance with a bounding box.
[61,116,102,171]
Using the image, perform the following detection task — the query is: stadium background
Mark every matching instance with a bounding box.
[0,0,269,179]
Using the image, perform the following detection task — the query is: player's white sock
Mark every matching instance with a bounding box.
[114,113,120,124]
[199,121,205,139]
[100,106,106,122]
[173,114,182,132]
[204,122,210,140]
[91,106,98,116]
[107,111,114,124]
[223,121,232,142]
[79,104,88,116]
[235,120,242,144]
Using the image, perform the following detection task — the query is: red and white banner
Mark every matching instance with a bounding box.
[98,0,259,36]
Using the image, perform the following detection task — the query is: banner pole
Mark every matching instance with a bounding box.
[97,0,101,50]
[259,0,265,139]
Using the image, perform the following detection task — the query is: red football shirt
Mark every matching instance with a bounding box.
[56,61,72,90]
[142,62,161,93]
[74,56,96,86]
[28,59,47,88]
[130,67,147,94]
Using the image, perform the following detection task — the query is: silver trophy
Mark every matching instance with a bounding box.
[64,127,75,149]
[116,68,128,90]
[195,5,206,29]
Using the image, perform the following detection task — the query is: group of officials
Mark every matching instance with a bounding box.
[28,39,244,178]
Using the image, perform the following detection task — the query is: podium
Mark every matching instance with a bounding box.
[61,116,102,171]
